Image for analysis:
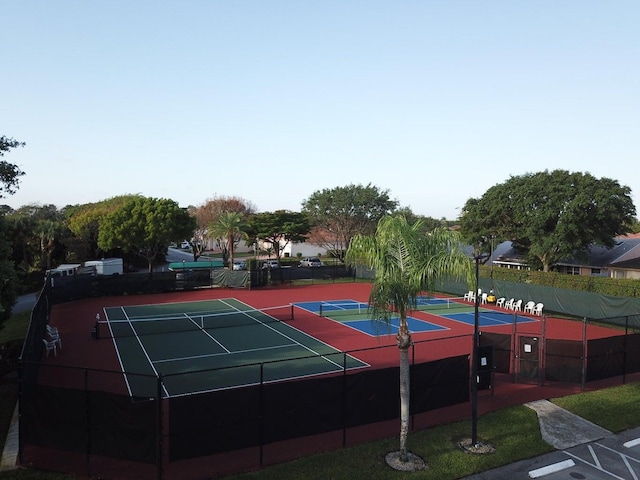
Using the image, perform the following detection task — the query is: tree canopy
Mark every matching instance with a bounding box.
[459,170,637,271]
[0,136,26,198]
[189,195,256,262]
[0,214,18,321]
[98,196,196,272]
[302,183,399,261]
[208,211,249,266]
[247,210,310,261]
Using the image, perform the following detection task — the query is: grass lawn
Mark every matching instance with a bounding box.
[2,306,640,479]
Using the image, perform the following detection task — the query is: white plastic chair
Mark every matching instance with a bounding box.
[47,330,62,350]
[523,301,535,314]
[42,338,57,357]
[512,299,522,311]
[481,293,488,304]
[504,298,515,310]
[463,290,475,302]
[533,303,544,316]
[495,297,505,308]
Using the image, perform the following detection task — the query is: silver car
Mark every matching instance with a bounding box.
[299,257,322,267]
[262,259,279,269]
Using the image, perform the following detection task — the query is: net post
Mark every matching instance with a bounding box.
[319,304,323,317]
[290,304,294,321]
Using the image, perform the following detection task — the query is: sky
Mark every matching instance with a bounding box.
[2,1,639,220]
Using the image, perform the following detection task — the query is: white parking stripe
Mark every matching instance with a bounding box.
[528,459,575,478]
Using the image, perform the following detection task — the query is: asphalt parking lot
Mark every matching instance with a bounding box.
[463,425,640,479]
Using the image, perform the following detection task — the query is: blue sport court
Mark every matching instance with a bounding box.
[295,299,449,336]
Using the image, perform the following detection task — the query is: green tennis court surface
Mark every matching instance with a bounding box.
[99,298,368,398]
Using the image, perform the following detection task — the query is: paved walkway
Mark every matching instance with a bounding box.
[525,399,611,449]
[0,403,18,472]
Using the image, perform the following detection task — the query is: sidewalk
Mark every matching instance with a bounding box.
[0,403,18,472]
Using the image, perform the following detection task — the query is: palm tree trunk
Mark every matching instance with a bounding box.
[397,320,412,462]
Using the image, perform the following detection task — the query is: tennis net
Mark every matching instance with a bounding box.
[96,304,294,339]
[414,296,471,313]
[318,302,371,318]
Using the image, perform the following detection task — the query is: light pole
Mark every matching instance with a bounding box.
[471,254,481,447]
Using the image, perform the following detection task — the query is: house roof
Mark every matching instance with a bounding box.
[558,238,640,268]
[488,236,640,269]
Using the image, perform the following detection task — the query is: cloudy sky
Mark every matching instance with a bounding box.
[3,1,639,219]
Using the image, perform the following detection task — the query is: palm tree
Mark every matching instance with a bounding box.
[346,214,472,466]
[208,212,249,268]
[36,219,62,270]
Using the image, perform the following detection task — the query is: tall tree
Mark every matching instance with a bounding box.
[459,170,636,271]
[0,214,18,322]
[247,211,310,263]
[36,219,64,270]
[189,195,256,261]
[208,212,249,267]
[98,197,196,272]
[346,215,472,465]
[302,183,398,261]
[67,195,140,259]
[0,136,26,198]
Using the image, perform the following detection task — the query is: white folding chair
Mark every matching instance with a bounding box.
[42,338,57,357]
[523,301,535,314]
[47,330,62,350]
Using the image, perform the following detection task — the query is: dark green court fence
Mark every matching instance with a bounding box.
[44,265,356,304]
[19,344,469,480]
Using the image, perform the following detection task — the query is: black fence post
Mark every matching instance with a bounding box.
[623,315,629,384]
[259,363,265,466]
[85,368,91,478]
[342,352,347,447]
[157,375,163,480]
[581,318,587,391]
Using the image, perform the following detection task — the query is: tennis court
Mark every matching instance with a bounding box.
[414,296,540,327]
[295,297,538,336]
[98,298,368,398]
[294,299,449,336]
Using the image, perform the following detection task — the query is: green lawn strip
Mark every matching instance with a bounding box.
[552,381,640,433]
[228,405,552,480]
[0,310,30,344]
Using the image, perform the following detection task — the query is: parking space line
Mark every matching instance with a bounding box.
[564,449,627,480]
[528,459,575,478]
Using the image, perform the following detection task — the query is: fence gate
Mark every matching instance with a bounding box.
[517,336,541,384]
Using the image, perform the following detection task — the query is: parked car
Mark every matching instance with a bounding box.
[232,260,246,271]
[180,241,190,249]
[299,257,322,267]
[262,259,279,269]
